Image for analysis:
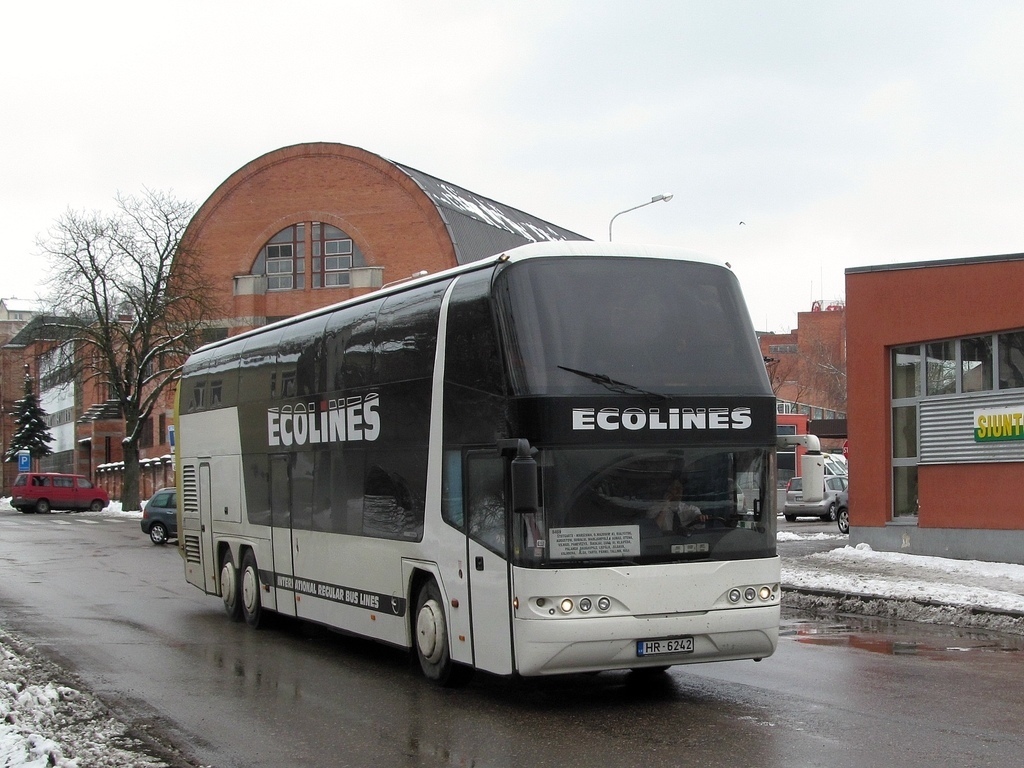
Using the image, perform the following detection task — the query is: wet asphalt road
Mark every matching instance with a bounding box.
[0,508,1022,768]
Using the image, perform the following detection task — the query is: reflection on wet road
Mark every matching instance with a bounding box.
[1,509,1024,767]
[783,612,1024,660]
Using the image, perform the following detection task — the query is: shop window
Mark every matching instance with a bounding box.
[892,405,918,458]
[892,466,918,518]
[891,346,921,399]
[890,345,920,521]
[925,341,956,396]
[961,336,993,393]
[998,331,1024,390]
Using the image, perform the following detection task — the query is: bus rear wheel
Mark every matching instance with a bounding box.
[240,550,264,629]
[414,580,472,687]
[221,551,243,622]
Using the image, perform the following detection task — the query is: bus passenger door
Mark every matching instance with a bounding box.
[270,454,296,617]
[464,453,513,675]
[199,462,217,593]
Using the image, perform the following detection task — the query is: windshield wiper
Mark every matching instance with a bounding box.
[557,365,667,400]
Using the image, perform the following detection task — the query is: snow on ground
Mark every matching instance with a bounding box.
[782,542,1024,614]
[779,532,1024,635]
[0,627,175,768]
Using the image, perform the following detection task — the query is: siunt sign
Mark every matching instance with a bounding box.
[974,408,1024,443]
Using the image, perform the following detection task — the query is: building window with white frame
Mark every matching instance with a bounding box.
[313,223,355,288]
[255,224,305,291]
[890,344,920,520]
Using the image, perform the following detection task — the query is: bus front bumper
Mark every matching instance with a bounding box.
[512,604,779,677]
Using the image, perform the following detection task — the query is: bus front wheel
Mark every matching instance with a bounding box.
[221,551,243,622]
[414,580,472,687]
[240,550,264,629]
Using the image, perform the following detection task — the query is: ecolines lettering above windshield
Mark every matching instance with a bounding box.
[572,406,752,432]
[268,394,380,447]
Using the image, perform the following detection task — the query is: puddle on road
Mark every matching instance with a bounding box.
[780,614,1024,660]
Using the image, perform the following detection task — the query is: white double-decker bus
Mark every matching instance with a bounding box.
[176,241,794,685]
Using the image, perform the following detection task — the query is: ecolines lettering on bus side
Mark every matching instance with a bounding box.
[571,406,753,431]
[267,393,380,447]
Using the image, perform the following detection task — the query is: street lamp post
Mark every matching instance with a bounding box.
[608,194,673,241]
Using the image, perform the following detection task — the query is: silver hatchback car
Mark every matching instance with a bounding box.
[784,475,849,522]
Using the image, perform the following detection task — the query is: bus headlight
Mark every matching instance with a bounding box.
[560,598,574,613]
[579,597,592,612]
[597,596,611,612]
[728,584,777,606]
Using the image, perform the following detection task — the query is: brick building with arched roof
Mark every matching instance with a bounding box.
[180,142,587,337]
[76,142,587,500]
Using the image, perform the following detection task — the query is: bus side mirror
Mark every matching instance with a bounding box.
[511,454,539,515]
[500,438,539,515]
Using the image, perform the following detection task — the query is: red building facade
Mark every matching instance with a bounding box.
[846,253,1024,564]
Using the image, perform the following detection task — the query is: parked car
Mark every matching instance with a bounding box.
[783,474,849,522]
[10,472,110,514]
[824,453,848,477]
[141,487,178,544]
[836,489,850,534]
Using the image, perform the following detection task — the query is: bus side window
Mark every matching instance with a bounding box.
[363,462,422,540]
[442,450,464,529]
[270,455,290,530]
[466,453,506,556]
[242,454,271,527]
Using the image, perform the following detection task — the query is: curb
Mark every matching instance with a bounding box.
[782,584,1024,621]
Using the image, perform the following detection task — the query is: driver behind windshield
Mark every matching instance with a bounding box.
[651,475,710,532]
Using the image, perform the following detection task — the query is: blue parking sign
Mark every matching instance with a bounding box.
[17,451,30,472]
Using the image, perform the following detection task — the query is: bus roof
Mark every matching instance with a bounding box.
[189,242,730,357]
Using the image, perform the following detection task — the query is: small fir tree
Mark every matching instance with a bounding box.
[4,372,54,465]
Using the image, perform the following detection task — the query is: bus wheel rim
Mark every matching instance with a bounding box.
[416,600,445,664]
[242,566,259,614]
[221,562,236,604]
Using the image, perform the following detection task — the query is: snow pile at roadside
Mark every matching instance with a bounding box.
[0,628,171,768]
[777,531,845,542]
[782,542,1024,634]
[0,497,140,518]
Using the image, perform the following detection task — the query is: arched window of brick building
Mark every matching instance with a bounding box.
[252,222,365,291]
[253,224,305,291]
[313,223,366,288]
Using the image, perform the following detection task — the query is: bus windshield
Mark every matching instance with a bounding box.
[494,256,770,396]
[514,446,774,567]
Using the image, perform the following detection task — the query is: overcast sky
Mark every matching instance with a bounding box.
[3,1,1023,332]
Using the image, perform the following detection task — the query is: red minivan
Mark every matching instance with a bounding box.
[10,472,110,514]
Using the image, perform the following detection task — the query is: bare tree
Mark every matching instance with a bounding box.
[38,189,219,511]
[765,352,811,404]
[804,335,848,415]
